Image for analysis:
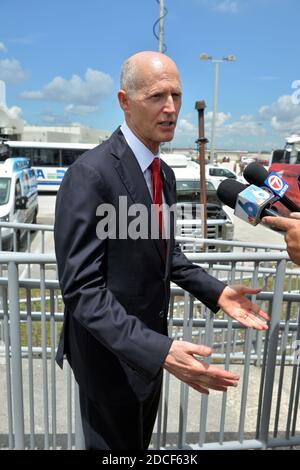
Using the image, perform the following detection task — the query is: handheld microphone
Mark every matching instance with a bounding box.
[217,179,279,226]
[243,162,300,212]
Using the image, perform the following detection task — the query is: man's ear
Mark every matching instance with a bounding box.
[118,90,129,112]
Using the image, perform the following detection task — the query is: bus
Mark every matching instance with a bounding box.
[269,134,300,213]
[5,141,97,192]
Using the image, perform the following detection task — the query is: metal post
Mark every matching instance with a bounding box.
[158,0,165,53]
[259,258,286,448]
[8,261,25,449]
[210,62,219,164]
[195,100,208,242]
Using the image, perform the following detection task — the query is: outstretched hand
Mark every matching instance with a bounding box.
[163,340,239,395]
[217,284,270,330]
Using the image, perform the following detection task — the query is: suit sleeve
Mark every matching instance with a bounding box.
[169,177,226,312]
[54,162,172,383]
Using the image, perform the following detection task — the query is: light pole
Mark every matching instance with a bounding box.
[200,53,236,164]
[258,122,264,154]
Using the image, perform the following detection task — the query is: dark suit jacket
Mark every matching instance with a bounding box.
[54,127,226,405]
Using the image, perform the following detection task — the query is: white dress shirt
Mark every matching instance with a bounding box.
[120,121,169,239]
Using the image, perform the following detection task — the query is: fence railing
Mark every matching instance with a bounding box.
[0,247,299,449]
[0,221,54,253]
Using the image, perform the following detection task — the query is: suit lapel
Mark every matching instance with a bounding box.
[161,165,176,276]
[114,146,153,209]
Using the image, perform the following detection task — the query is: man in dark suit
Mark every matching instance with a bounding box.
[54,51,269,450]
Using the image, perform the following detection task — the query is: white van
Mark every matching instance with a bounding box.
[0,151,38,250]
[160,153,234,251]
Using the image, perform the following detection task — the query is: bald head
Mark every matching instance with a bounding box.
[120,51,180,96]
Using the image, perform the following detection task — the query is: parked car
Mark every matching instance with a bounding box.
[205,164,245,188]
[0,147,38,250]
[161,153,234,251]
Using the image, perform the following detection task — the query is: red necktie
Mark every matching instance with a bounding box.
[150,157,167,257]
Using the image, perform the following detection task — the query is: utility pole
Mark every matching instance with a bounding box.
[195,100,208,243]
[158,0,165,53]
[210,61,219,165]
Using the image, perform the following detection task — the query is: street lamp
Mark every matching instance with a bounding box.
[258,122,264,154]
[200,53,236,164]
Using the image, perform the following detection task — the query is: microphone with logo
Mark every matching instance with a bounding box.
[243,162,300,213]
[217,179,279,226]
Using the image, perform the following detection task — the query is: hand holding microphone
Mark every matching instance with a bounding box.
[241,162,300,263]
[262,214,300,265]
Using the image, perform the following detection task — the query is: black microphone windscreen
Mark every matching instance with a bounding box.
[243,162,268,186]
[217,179,247,209]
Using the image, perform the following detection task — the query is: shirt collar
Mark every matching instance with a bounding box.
[120,121,160,173]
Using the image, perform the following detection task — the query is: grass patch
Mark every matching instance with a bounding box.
[18,288,63,348]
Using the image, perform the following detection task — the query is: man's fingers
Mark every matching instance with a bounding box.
[241,286,261,295]
[245,315,269,330]
[187,381,209,395]
[229,284,261,296]
[252,304,270,321]
[204,366,239,381]
[192,345,212,357]
[234,309,269,330]
[188,380,229,394]
[199,375,239,388]
[262,216,292,231]
[289,212,300,219]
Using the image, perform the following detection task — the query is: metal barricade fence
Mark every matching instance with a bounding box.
[0,248,299,449]
[0,221,54,254]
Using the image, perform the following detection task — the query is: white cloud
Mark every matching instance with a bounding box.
[226,115,264,136]
[21,68,114,107]
[40,112,70,125]
[176,118,196,134]
[198,0,241,14]
[0,58,28,84]
[176,112,233,137]
[64,104,99,115]
[213,0,239,13]
[21,90,43,100]
[173,110,270,149]
[10,36,35,45]
[206,111,231,127]
[0,42,7,53]
[6,105,23,120]
[259,94,300,133]
[0,102,24,130]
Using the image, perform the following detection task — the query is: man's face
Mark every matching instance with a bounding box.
[119,62,182,154]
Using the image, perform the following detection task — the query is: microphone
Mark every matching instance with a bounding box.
[217,179,279,226]
[243,162,300,212]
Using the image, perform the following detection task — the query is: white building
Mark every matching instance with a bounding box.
[21,125,111,144]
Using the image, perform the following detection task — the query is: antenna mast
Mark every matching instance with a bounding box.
[153,0,168,53]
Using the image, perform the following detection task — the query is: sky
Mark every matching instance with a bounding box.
[0,0,300,151]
